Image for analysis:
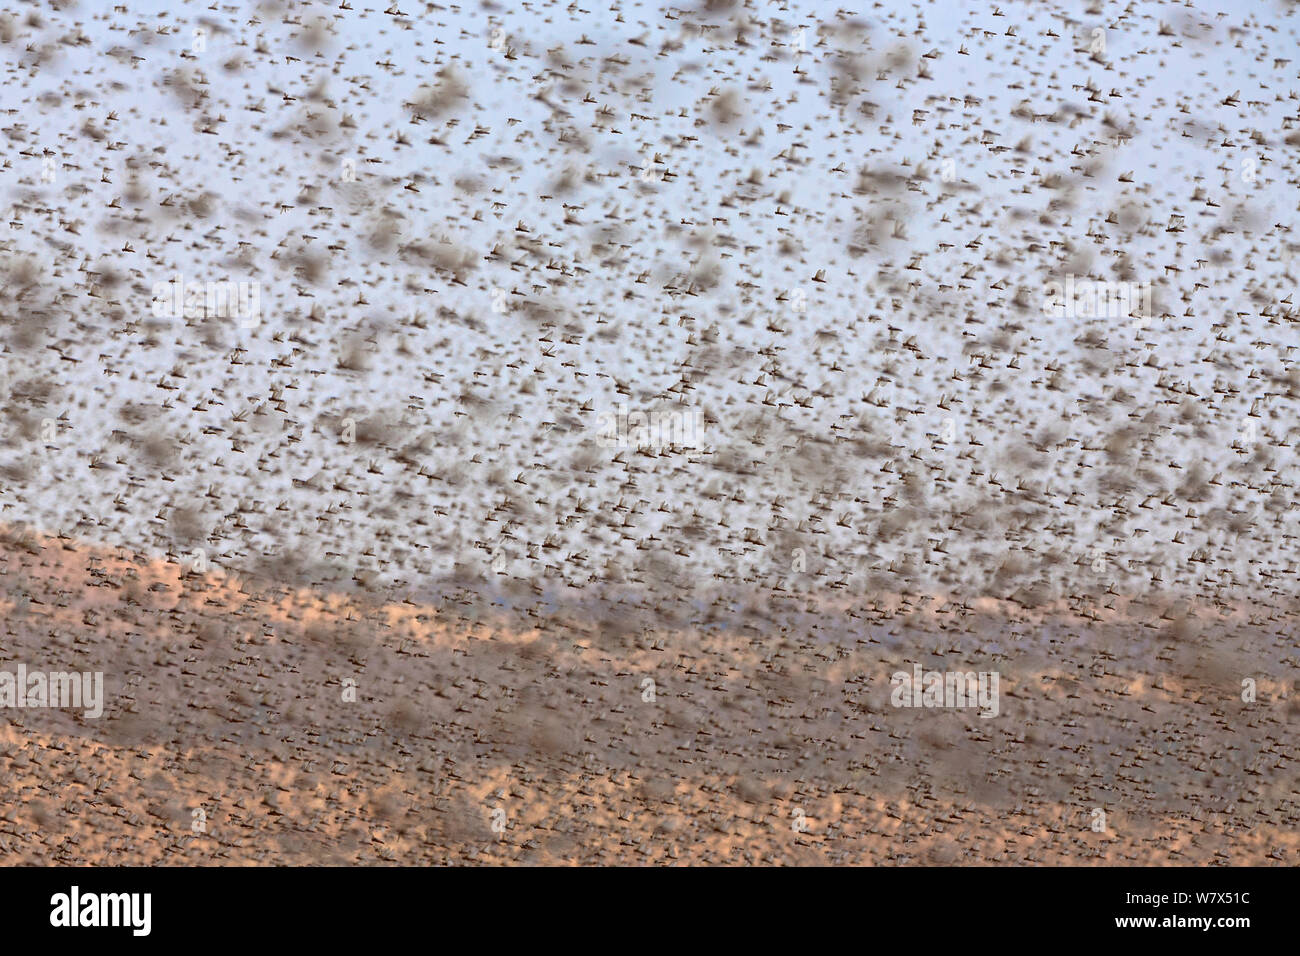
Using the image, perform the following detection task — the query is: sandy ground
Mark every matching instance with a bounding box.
[0,525,1294,865]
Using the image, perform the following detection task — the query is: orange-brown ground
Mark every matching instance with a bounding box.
[0,526,1294,865]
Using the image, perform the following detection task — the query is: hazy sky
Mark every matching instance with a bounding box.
[2,0,1298,606]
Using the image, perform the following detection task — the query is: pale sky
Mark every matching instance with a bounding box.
[2,0,1298,608]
